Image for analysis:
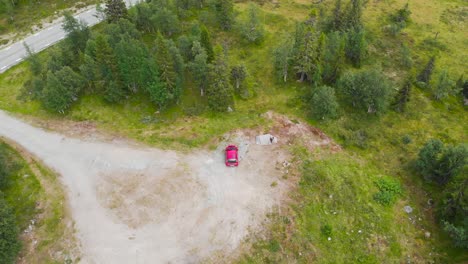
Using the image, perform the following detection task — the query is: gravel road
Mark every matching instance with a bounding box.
[0,110,289,263]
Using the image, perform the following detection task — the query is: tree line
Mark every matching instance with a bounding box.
[21,0,262,113]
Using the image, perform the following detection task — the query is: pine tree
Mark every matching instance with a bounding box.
[151,7,180,36]
[213,0,234,31]
[206,46,234,111]
[189,41,209,96]
[310,85,339,120]
[435,145,467,185]
[155,33,178,102]
[146,78,169,110]
[200,25,215,62]
[239,3,265,44]
[344,0,362,30]
[394,78,412,112]
[273,39,293,83]
[416,139,445,182]
[41,67,84,113]
[400,43,412,69]
[168,39,185,102]
[417,56,435,85]
[433,70,453,101]
[293,25,318,82]
[345,26,366,67]
[230,64,247,91]
[331,0,343,31]
[24,43,42,76]
[105,0,128,23]
[94,35,125,102]
[62,12,90,55]
[321,31,345,84]
[135,3,154,33]
[115,36,150,92]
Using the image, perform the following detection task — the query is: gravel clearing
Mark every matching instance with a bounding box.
[0,110,294,263]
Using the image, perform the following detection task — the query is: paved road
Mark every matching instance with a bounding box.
[0,0,138,74]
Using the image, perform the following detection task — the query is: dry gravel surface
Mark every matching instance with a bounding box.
[0,110,293,263]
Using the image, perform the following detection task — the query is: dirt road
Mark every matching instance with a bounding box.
[0,110,292,263]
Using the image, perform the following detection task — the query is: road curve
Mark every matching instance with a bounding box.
[0,0,138,74]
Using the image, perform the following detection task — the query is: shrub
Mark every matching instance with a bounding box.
[321,223,333,237]
[402,135,412,145]
[373,177,402,206]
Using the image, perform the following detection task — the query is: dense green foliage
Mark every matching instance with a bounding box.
[309,85,339,120]
[21,0,239,113]
[105,0,128,23]
[0,145,20,264]
[338,69,393,113]
[0,196,20,264]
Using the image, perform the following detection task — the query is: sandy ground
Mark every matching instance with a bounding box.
[0,110,298,263]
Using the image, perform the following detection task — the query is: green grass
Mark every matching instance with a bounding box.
[0,141,41,230]
[0,0,97,42]
[0,0,467,262]
[0,140,76,263]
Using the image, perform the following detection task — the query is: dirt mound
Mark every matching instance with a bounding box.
[265,111,342,152]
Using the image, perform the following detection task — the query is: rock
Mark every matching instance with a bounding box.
[327,237,332,241]
[404,205,413,214]
[227,106,233,112]
[425,232,431,239]
[358,230,362,233]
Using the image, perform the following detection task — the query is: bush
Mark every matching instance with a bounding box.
[373,177,402,206]
[0,196,21,264]
[321,223,333,237]
[402,135,412,145]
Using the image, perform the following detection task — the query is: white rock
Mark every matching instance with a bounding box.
[425,232,431,239]
[404,205,413,213]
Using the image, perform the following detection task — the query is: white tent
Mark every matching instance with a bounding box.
[256,134,278,145]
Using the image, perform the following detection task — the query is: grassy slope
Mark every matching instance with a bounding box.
[0,0,466,262]
[0,140,77,263]
[0,0,97,42]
